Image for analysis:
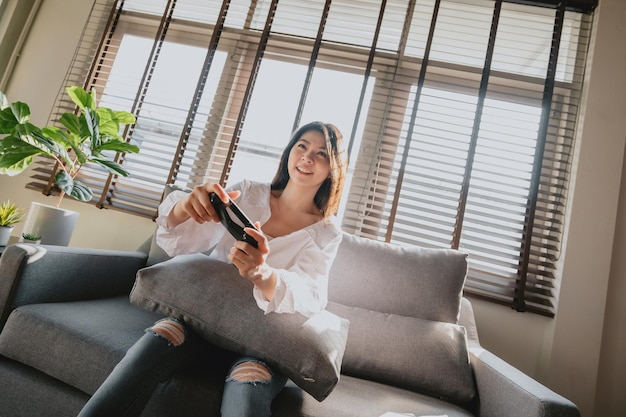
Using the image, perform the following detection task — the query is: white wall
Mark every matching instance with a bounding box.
[1,0,625,416]
[0,0,156,251]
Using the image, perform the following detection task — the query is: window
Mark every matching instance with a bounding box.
[30,0,596,316]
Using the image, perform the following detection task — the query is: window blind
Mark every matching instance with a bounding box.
[29,0,596,316]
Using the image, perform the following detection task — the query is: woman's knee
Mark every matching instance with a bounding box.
[147,318,186,346]
[228,360,272,383]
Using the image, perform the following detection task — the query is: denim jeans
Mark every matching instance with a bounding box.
[77,320,191,417]
[221,356,288,417]
[77,319,286,417]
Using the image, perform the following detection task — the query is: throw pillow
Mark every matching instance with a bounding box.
[326,301,476,403]
[130,254,349,402]
[328,233,468,323]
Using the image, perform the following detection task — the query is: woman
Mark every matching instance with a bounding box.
[78,121,348,417]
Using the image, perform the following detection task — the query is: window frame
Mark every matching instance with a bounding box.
[30,0,596,317]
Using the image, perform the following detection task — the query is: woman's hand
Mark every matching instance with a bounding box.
[167,183,240,227]
[228,223,277,301]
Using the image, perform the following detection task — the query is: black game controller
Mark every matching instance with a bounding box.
[209,192,258,248]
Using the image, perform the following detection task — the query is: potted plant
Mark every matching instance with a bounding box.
[0,200,25,246]
[0,86,138,245]
[20,232,42,244]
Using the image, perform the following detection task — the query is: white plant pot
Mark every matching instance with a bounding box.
[20,202,79,246]
[18,237,42,245]
[0,226,14,246]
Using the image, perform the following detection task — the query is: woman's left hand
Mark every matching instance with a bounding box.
[228,223,277,300]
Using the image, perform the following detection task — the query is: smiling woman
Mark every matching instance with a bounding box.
[77,120,349,417]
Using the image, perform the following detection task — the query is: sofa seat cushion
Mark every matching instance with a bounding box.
[0,296,164,395]
[328,233,468,323]
[0,356,89,417]
[272,375,475,417]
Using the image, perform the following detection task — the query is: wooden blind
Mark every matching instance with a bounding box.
[29,0,596,316]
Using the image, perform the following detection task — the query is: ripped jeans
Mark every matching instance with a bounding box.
[221,356,288,417]
[77,318,286,417]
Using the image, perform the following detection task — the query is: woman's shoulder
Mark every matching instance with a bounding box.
[305,216,343,249]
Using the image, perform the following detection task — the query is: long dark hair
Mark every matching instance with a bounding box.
[271,121,348,219]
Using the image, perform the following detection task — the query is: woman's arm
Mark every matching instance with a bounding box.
[254,223,343,317]
[156,182,246,257]
[155,190,224,256]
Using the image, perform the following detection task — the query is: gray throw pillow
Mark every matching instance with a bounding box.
[328,233,468,323]
[326,301,476,404]
[130,254,349,402]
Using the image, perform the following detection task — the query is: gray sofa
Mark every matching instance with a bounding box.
[0,231,580,417]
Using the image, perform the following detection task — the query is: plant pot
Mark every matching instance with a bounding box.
[0,225,13,246]
[18,236,42,245]
[20,202,79,246]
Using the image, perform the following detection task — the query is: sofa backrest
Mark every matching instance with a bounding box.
[328,232,468,324]
[325,232,475,403]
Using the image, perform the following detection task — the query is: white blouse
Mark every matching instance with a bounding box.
[155,180,343,317]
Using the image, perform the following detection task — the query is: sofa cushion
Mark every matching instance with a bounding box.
[0,357,89,417]
[328,233,468,323]
[130,254,349,402]
[327,302,475,403]
[272,375,475,417]
[0,296,164,395]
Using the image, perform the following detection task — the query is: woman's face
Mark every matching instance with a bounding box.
[287,129,331,189]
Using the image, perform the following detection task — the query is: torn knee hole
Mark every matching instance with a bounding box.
[149,319,185,346]
[229,361,272,382]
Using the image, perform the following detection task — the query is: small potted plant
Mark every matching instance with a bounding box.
[0,86,139,245]
[20,232,42,244]
[0,200,25,246]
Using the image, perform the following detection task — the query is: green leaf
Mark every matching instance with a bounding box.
[96,108,119,137]
[113,110,136,125]
[55,171,93,202]
[98,140,139,154]
[0,102,30,133]
[59,112,82,136]
[9,102,31,124]
[92,158,130,177]
[13,124,54,155]
[0,108,17,133]
[69,180,93,201]
[0,200,26,226]
[0,134,40,153]
[66,86,95,110]
[41,126,84,166]
[0,137,36,175]
[84,107,100,147]
[54,171,74,194]
[41,126,74,148]
[0,154,35,175]
[15,124,70,161]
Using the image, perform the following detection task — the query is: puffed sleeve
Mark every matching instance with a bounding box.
[155,190,226,256]
[253,218,343,317]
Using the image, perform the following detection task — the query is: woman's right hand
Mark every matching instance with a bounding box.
[167,183,241,227]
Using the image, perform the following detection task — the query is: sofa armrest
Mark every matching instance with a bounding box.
[471,347,580,417]
[0,244,147,327]
[459,297,480,348]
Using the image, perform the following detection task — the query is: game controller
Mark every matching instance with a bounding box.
[209,192,258,248]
